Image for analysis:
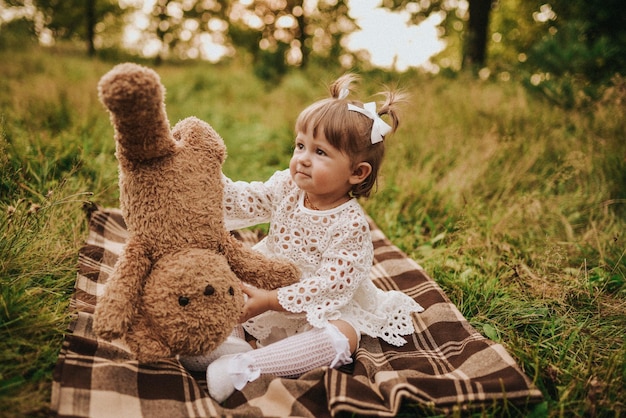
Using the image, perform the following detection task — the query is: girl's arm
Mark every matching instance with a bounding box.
[221,169,290,230]
[222,174,271,230]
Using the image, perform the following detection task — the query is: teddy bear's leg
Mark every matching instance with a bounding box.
[98,63,176,162]
[223,237,300,290]
[93,239,152,341]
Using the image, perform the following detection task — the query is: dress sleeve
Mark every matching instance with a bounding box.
[276,212,373,328]
[222,171,285,230]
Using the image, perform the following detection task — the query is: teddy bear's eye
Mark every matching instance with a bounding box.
[228,286,234,296]
[178,296,190,306]
[204,285,215,296]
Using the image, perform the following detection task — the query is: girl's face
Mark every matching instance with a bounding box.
[290,128,369,208]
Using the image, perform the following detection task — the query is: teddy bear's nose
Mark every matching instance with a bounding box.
[204,285,215,296]
[178,296,190,306]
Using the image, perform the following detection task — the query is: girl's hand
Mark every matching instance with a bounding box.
[239,284,280,323]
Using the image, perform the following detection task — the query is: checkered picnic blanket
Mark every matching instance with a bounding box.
[50,208,542,417]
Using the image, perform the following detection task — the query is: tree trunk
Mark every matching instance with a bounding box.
[463,0,492,69]
[287,0,307,68]
[86,0,96,56]
[295,10,307,67]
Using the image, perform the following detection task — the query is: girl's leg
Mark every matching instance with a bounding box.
[207,321,357,402]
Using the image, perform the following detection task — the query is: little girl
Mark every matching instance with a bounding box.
[181,74,424,402]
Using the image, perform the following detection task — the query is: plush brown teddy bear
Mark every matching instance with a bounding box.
[93,63,299,363]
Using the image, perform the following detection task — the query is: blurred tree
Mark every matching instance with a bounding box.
[5,0,623,89]
[32,0,123,55]
[516,0,626,107]
[381,0,625,83]
[463,0,491,69]
[227,0,355,78]
[380,0,494,70]
[119,0,232,64]
[86,0,96,55]
[151,0,190,62]
[531,0,626,83]
[487,0,548,70]
[151,0,198,63]
[0,1,38,48]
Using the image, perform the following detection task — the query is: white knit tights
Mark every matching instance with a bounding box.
[230,324,353,388]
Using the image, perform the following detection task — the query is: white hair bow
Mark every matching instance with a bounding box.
[347,102,392,144]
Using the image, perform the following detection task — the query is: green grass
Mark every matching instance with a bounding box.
[1,44,624,417]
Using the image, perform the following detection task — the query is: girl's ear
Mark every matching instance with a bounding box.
[349,162,372,185]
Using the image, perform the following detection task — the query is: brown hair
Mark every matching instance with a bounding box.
[295,74,405,198]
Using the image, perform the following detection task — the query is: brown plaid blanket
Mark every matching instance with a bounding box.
[51,208,542,417]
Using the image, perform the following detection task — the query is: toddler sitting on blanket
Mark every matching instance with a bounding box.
[180,74,424,402]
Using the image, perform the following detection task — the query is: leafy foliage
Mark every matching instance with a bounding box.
[519,0,626,107]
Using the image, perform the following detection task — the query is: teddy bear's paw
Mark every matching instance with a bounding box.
[97,63,162,114]
[224,241,301,290]
[270,262,302,288]
[92,314,128,341]
[92,300,133,341]
[92,324,123,341]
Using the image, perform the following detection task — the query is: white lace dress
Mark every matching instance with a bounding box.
[223,169,424,347]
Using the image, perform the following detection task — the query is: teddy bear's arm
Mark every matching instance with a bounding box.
[93,239,152,341]
[223,236,301,290]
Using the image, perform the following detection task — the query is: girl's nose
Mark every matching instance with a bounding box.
[298,153,311,166]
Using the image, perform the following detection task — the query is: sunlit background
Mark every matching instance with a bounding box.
[0,0,623,94]
[1,0,454,72]
[121,0,447,71]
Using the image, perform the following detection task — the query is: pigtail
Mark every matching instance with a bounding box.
[329,73,359,99]
[376,89,408,136]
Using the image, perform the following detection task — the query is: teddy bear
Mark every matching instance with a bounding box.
[92,63,300,363]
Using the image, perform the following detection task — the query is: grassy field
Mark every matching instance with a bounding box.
[1,44,624,417]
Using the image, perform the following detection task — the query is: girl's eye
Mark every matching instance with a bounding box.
[316,148,326,156]
[295,143,304,150]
